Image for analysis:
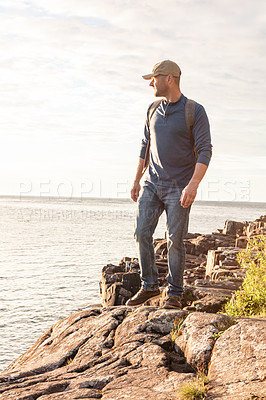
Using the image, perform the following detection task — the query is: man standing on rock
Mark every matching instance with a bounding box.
[126,60,212,309]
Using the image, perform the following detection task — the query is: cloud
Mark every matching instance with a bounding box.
[0,0,265,199]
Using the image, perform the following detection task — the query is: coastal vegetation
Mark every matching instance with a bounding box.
[178,372,209,400]
[212,317,235,341]
[224,235,266,317]
[170,316,186,342]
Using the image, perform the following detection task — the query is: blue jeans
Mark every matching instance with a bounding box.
[134,181,191,297]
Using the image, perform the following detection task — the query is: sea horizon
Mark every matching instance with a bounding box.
[1,194,265,207]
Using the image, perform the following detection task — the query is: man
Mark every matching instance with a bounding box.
[126,60,212,309]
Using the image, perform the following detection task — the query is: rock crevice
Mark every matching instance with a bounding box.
[1,307,265,400]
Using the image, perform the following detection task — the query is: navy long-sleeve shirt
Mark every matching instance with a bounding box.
[139,94,212,188]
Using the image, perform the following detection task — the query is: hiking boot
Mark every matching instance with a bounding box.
[126,288,160,306]
[163,296,182,309]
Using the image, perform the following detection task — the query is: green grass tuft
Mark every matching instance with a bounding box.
[178,373,208,400]
[63,357,73,366]
[223,235,266,317]
[212,317,235,341]
[170,316,186,342]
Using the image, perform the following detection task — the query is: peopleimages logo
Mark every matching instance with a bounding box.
[19,179,130,200]
[199,179,251,202]
[18,178,251,202]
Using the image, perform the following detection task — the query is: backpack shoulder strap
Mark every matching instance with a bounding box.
[185,98,196,136]
[142,99,162,173]
[185,99,198,160]
[148,99,162,126]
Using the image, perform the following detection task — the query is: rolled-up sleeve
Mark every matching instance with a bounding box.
[193,104,212,166]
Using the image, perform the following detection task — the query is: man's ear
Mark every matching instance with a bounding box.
[167,74,173,84]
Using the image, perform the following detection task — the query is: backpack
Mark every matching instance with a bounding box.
[142,98,197,173]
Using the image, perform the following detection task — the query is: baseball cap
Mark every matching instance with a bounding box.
[142,60,181,80]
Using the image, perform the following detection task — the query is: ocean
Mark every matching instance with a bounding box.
[0,196,265,372]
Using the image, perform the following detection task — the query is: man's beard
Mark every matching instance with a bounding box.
[154,85,166,97]
[154,88,162,97]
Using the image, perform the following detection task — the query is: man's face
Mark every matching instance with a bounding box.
[149,75,168,97]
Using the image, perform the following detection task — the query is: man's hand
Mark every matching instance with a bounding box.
[131,182,141,202]
[130,157,145,202]
[180,182,198,208]
[180,163,208,208]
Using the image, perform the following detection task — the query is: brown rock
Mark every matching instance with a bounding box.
[1,306,265,400]
[154,238,167,255]
[122,271,141,293]
[174,312,233,372]
[243,220,266,237]
[118,286,132,299]
[255,215,266,223]
[188,294,229,313]
[235,235,248,248]
[0,307,194,400]
[100,264,141,307]
[37,388,102,399]
[208,319,266,400]
[1,308,118,378]
[222,219,244,236]
[102,368,194,400]
[114,307,188,348]
[184,234,216,255]
[104,282,123,306]
[184,232,235,256]
[205,247,242,280]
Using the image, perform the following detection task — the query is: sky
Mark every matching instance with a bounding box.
[0,0,265,202]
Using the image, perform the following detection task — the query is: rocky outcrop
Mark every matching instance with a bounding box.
[101,216,266,312]
[208,318,266,400]
[2,215,265,399]
[221,215,266,238]
[100,235,238,310]
[0,307,265,399]
[205,247,245,282]
[174,312,234,372]
[0,306,194,400]
[100,261,141,306]
[184,232,235,256]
